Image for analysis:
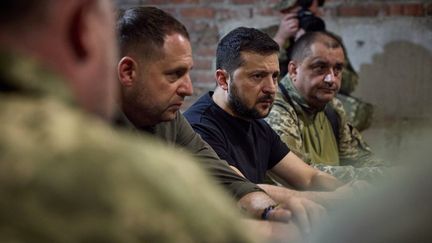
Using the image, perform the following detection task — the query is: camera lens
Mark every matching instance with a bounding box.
[298,8,326,32]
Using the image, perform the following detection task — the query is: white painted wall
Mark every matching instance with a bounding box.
[325,17,432,121]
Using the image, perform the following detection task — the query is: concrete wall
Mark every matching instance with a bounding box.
[326,17,432,121]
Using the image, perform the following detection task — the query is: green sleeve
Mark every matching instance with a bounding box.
[331,99,386,168]
[266,93,309,162]
[310,163,385,183]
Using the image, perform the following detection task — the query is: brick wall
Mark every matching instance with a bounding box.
[116,0,432,110]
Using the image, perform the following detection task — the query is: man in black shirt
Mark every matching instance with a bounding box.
[185,27,363,209]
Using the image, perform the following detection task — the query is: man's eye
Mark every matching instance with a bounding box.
[167,70,185,81]
[252,73,265,80]
[334,66,344,76]
[313,65,326,74]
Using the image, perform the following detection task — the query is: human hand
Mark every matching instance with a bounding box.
[331,180,371,203]
[273,7,301,47]
[336,180,371,195]
[268,197,326,236]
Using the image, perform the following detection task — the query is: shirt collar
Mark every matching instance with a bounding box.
[279,75,327,118]
[208,91,252,129]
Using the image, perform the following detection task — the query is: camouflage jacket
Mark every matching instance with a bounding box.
[0,51,258,243]
[265,76,386,182]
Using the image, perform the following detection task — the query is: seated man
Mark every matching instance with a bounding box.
[0,1,262,242]
[264,0,374,131]
[265,31,386,183]
[185,27,362,209]
[116,6,324,235]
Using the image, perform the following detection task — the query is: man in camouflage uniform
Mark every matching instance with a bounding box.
[263,0,373,131]
[0,1,262,242]
[266,31,386,183]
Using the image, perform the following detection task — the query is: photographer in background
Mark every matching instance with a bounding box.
[272,0,325,77]
[262,0,374,132]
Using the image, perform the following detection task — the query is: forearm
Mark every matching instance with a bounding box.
[258,184,317,204]
[341,153,387,168]
[273,34,287,49]
[309,171,344,191]
[312,163,385,183]
[258,183,344,210]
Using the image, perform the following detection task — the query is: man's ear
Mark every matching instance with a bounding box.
[215,69,229,91]
[68,1,93,60]
[118,56,138,87]
[288,61,298,82]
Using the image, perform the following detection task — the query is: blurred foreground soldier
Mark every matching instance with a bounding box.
[263,0,374,131]
[116,7,322,239]
[266,31,386,182]
[0,1,260,242]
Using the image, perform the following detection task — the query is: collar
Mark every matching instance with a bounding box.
[112,107,158,135]
[208,91,252,129]
[279,75,327,119]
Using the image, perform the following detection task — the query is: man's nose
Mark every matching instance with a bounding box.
[178,75,193,97]
[323,69,336,84]
[262,77,277,94]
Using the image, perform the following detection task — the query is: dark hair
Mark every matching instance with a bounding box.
[290,31,344,63]
[117,6,190,60]
[216,27,280,74]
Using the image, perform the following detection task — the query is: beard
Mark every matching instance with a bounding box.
[228,81,273,119]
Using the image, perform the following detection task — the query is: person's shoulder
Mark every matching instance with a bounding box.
[256,118,279,136]
[0,94,141,160]
[1,97,259,243]
[184,92,214,124]
[273,91,295,111]
[329,97,347,120]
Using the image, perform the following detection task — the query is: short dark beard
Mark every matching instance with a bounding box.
[228,81,269,120]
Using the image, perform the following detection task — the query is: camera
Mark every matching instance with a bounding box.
[297,8,325,31]
[297,0,326,31]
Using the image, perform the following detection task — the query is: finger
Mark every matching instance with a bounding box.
[292,6,302,12]
[288,22,299,31]
[282,12,298,20]
[289,200,311,236]
[268,208,292,223]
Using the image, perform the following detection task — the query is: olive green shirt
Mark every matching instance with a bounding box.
[0,50,259,243]
[266,76,386,183]
[301,111,339,165]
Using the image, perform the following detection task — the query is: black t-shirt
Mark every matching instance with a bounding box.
[184,92,290,184]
